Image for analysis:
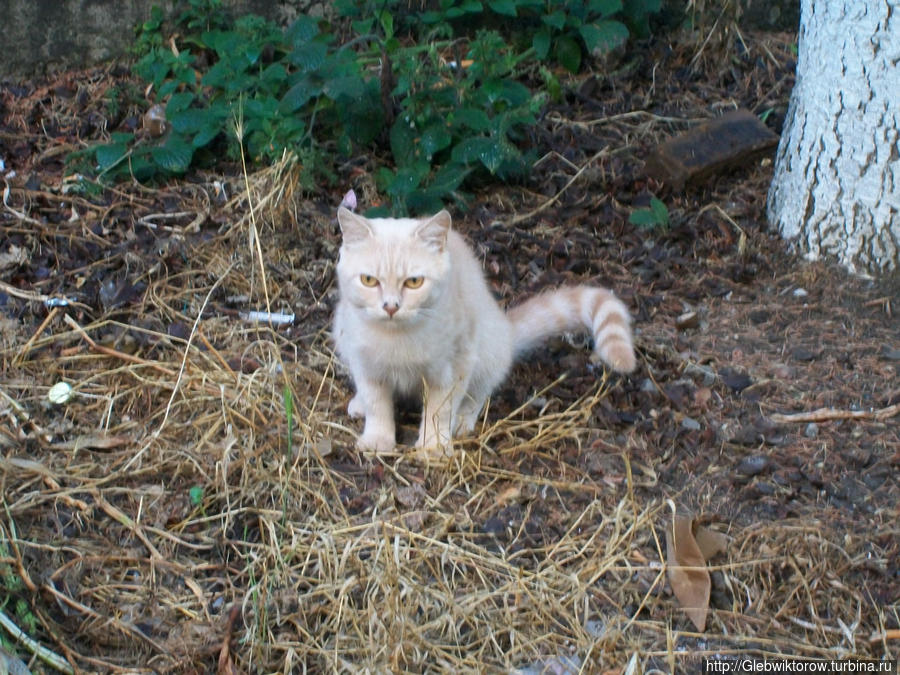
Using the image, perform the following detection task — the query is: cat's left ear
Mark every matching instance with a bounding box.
[415,210,451,252]
[337,206,374,245]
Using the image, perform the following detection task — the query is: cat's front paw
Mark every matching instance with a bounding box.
[357,431,396,454]
[411,435,455,464]
[347,395,366,419]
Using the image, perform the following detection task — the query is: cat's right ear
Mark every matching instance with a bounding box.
[415,210,451,253]
[337,207,373,245]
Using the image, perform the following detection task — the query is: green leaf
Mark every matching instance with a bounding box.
[532,27,551,60]
[555,35,582,73]
[189,485,204,506]
[286,15,320,47]
[451,136,505,173]
[580,20,630,54]
[166,92,196,115]
[352,18,374,34]
[261,63,288,89]
[201,61,231,89]
[390,116,419,166]
[337,80,383,145]
[280,78,322,112]
[489,0,518,16]
[587,0,623,17]
[540,65,562,102]
[451,136,492,165]
[541,10,567,30]
[420,122,452,159]
[452,107,491,132]
[289,41,328,72]
[628,209,657,226]
[192,124,222,148]
[129,154,157,182]
[420,10,444,23]
[385,163,428,198]
[96,143,129,172]
[650,197,669,224]
[428,162,471,194]
[377,9,394,38]
[324,75,365,101]
[629,198,668,228]
[169,108,209,134]
[151,136,194,173]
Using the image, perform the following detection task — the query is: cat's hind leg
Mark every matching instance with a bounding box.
[454,390,488,436]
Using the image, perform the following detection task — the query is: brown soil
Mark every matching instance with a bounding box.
[0,29,897,674]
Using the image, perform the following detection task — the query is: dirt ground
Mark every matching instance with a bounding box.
[0,27,898,674]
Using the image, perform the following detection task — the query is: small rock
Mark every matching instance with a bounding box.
[737,455,769,476]
[792,287,808,298]
[684,362,717,386]
[694,386,712,408]
[483,516,506,537]
[681,416,702,431]
[879,346,900,361]
[772,363,794,379]
[676,310,700,330]
[804,422,818,438]
[749,309,771,324]
[755,481,776,495]
[791,347,818,362]
[721,369,753,393]
[640,378,657,393]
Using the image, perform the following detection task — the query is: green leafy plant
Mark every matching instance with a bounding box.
[79,3,381,186]
[75,0,661,213]
[0,540,37,660]
[629,196,669,230]
[377,29,542,213]
[339,0,661,72]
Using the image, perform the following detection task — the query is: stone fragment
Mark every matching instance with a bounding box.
[644,109,779,189]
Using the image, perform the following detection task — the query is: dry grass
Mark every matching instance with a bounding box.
[1,165,896,673]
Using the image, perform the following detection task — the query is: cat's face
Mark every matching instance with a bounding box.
[336,208,451,325]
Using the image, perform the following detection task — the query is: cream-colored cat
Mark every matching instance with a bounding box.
[333,207,636,461]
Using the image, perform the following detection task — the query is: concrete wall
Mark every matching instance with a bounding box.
[0,0,329,79]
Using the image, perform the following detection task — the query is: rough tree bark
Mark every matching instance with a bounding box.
[767,0,900,276]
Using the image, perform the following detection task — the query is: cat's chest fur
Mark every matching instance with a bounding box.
[341,308,470,387]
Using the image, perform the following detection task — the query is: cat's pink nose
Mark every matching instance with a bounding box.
[383,302,399,317]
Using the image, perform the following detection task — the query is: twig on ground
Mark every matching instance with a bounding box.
[0,607,74,674]
[769,403,900,424]
[509,149,608,225]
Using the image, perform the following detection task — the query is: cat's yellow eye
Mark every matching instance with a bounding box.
[403,276,424,289]
[360,274,379,287]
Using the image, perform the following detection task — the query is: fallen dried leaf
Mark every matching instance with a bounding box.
[666,514,711,632]
[694,525,729,560]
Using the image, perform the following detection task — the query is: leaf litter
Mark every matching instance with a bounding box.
[0,28,898,675]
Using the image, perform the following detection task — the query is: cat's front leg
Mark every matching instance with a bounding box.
[413,383,460,462]
[350,380,396,454]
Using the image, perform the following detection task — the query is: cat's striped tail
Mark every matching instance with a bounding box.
[506,286,636,373]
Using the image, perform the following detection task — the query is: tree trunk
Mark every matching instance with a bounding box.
[767,0,900,276]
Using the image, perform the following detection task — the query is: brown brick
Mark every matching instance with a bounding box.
[645,109,779,189]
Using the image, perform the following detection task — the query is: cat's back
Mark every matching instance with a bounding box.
[445,229,497,300]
